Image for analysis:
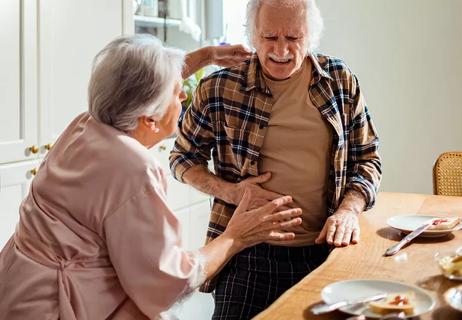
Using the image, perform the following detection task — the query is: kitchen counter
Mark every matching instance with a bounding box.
[254,192,462,320]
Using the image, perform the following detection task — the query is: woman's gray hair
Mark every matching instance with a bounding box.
[88,34,184,132]
[245,0,324,53]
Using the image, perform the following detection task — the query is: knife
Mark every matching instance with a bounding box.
[384,219,434,256]
[311,293,387,315]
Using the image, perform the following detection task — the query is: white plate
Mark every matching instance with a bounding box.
[387,215,462,237]
[444,285,462,312]
[321,279,435,318]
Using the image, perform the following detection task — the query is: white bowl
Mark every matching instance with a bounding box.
[434,247,462,280]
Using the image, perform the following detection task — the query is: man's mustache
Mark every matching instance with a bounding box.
[268,53,294,61]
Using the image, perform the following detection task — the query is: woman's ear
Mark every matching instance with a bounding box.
[141,116,160,133]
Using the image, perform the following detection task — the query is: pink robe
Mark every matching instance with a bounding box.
[0,113,205,320]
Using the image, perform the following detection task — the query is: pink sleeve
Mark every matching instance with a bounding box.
[103,183,205,317]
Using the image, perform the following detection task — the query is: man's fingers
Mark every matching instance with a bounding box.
[333,224,345,246]
[245,172,271,185]
[326,222,337,245]
[315,224,327,244]
[351,228,360,244]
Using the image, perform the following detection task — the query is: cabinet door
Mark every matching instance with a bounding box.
[0,160,41,249]
[38,0,133,146]
[174,208,190,250]
[0,0,38,163]
[188,201,211,250]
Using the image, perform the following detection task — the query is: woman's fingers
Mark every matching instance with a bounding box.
[254,195,293,214]
[267,231,296,241]
[279,217,302,229]
[261,208,302,223]
[235,189,251,215]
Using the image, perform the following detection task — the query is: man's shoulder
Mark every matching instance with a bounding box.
[314,53,354,79]
[198,60,250,90]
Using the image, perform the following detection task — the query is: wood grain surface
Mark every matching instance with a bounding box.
[254,192,462,320]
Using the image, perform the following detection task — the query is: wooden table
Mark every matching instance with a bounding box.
[254,192,462,320]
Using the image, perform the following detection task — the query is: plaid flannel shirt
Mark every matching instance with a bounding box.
[170,53,382,291]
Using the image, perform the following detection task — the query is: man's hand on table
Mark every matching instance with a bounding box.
[315,210,360,247]
[315,190,366,247]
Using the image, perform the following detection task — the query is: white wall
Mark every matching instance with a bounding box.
[223,0,248,44]
[223,0,462,195]
[317,0,462,194]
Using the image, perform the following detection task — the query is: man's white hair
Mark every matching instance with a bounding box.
[88,34,184,132]
[245,0,324,53]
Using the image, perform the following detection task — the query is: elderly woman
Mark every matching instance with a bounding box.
[0,35,303,320]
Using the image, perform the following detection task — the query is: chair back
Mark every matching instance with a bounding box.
[433,152,462,196]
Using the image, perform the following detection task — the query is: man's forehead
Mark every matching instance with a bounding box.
[258,21,307,36]
[256,2,307,34]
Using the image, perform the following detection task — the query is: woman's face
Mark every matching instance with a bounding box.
[157,79,187,137]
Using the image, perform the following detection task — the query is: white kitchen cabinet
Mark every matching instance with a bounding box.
[0,0,38,164]
[175,208,191,250]
[187,201,211,250]
[1,0,132,164]
[38,0,133,145]
[151,137,212,248]
[0,160,41,249]
[0,0,132,248]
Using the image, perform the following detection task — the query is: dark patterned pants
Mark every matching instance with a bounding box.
[212,243,330,320]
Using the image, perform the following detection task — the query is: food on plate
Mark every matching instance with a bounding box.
[368,292,415,315]
[428,217,460,230]
[438,254,462,277]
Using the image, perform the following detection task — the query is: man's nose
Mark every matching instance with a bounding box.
[274,39,289,57]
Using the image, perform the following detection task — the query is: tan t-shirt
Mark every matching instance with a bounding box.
[259,58,332,246]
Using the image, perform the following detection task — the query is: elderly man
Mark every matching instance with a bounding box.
[170,0,381,318]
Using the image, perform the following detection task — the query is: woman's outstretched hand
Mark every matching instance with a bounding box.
[223,189,302,249]
[209,44,252,68]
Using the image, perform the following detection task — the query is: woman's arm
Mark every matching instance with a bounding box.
[104,185,300,316]
[182,44,251,79]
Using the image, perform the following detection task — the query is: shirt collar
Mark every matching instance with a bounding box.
[243,53,332,94]
[309,53,333,83]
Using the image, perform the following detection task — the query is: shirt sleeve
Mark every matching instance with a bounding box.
[345,74,382,210]
[169,81,215,183]
[103,179,206,317]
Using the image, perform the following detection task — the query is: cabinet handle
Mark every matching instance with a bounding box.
[44,143,54,151]
[29,145,39,154]
[30,168,38,176]
[159,145,167,152]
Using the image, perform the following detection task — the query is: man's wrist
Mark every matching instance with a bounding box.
[336,189,366,214]
[219,181,240,205]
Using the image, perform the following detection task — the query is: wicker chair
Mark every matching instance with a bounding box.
[433,152,462,196]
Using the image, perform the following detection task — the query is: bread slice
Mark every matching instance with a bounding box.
[428,217,460,230]
[368,292,415,315]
